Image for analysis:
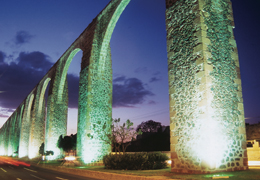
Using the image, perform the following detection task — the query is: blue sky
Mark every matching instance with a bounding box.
[0,0,259,135]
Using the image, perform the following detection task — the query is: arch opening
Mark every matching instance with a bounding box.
[66,49,82,136]
[57,48,82,103]
[19,94,34,158]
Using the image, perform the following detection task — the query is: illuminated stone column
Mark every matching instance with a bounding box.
[14,107,23,155]
[7,119,13,156]
[166,0,248,173]
[77,0,130,164]
[0,128,4,155]
[19,94,34,158]
[11,112,19,155]
[45,73,68,159]
[28,80,48,159]
[77,46,112,164]
[8,113,18,156]
[2,125,8,155]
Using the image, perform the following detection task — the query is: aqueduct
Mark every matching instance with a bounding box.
[0,0,248,173]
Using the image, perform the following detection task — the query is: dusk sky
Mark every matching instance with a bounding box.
[0,0,259,135]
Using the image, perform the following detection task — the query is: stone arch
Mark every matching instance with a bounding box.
[0,127,4,155]
[28,77,51,159]
[19,93,34,158]
[57,48,82,103]
[76,0,130,164]
[39,77,51,114]
[8,112,18,156]
[97,0,130,72]
[1,123,9,155]
[6,120,12,156]
[44,67,68,159]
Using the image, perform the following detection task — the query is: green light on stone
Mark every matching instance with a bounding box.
[28,146,39,159]
[77,0,130,164]
[166,0,247,173]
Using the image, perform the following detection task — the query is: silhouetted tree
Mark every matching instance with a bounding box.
[88,118,142,154]
[57,134,77,153]
[45,151,54,156]
[127,126,170,152]
[39,143,44,155]
[136,120,162,133]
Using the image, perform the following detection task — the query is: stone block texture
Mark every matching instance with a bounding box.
[166,0,248,173]
[0,0,248,173]
[0,0,130,163]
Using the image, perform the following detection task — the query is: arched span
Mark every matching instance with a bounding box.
[39,77,51,114]
[98,0,130,72]
[26,94,34,120]
[77,0,131,164]
[19,94,34,158]
[57,48,82,103]
[28,78,51,159]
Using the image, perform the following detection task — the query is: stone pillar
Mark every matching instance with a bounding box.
[45,74,68,159]
[28,80,48,159]
[77,45,112,164]
[166,0,248,173]
[19,94,34,158]
[8,113,18,156]
[3,125,8,155]
[13,108,22,155]
[7,118,14,156]
[0,128,4,155]
[77,0,130,164]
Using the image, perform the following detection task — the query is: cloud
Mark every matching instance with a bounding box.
[17,51,53,72]
[14,31,33,46]
[148,100,156,105]
[113,76,154,107]
[0,51,53,109]
[135,67,162,83]
[149,76,161,83]
[0,107,13,118]
[134,67,148,74]
[0,51,5,63]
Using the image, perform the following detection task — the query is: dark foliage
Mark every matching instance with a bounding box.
[57,134,77,152]
[136,120,162,133]
[39,143,44,155]
[45,151,54,156]
[127,126,170,152]
[103,152,168,170]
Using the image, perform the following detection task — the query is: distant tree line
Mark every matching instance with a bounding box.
[38,120,169,156]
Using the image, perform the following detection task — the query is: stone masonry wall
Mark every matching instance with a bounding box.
[166,0,248,173]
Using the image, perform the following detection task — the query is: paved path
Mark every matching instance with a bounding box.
[0,157,99,180]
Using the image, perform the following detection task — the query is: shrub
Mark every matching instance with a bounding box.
[103,152,169,170]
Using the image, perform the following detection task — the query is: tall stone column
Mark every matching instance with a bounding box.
[28,80,48,159]
[8,113,18,156]
[7,118,14,156]
[77,0,130,164]
[166,0,248,173]
[77,45,112,164]
[13,107,23,155]
[45,75,68,159]
[19,94,34,158]
[3,125,8,155]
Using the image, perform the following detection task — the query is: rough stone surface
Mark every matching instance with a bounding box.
[0,0,130,163]
[0,0,248,174]
[166,0,248,173]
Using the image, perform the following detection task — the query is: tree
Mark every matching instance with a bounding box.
[39,143,44,156]
[136,120,162,133]
[88,118,142,154]
[57,134,77,153]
